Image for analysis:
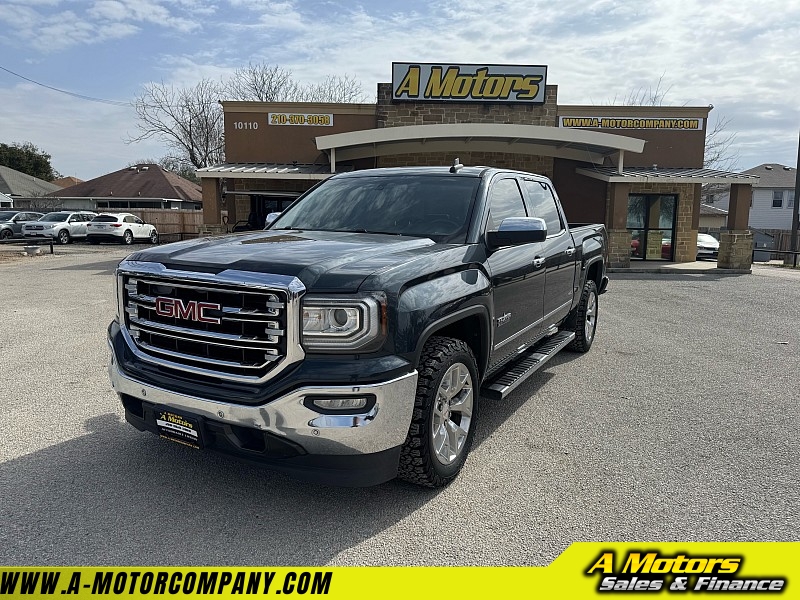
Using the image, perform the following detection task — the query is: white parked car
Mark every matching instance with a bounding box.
[86,213,159,245]
[696,233,720,259]
[23,211,97,244]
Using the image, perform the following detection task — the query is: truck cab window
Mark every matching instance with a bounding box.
[523,180,563,235]
[487,178,527,231]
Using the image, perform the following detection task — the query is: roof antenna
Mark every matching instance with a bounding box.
[450,157,463,173]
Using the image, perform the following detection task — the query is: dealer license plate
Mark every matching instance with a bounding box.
[154,408,203,449]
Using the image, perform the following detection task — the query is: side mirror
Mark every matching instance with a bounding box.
[264,212,281,228]
[486,217,547,249]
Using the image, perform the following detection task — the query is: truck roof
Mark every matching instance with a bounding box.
[333,166,490,179]
[332,165,552,180]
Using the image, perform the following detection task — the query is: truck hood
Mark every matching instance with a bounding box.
[125,230,444,292]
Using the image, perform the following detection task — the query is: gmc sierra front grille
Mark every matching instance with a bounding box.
[122,275,290,380]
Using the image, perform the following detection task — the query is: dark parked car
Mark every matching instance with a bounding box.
[0,211,44,240]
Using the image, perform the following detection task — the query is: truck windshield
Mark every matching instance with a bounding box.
[271,175,481,243]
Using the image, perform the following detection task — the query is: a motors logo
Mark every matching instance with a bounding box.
[392,63,547,104]
[155,297,221,324]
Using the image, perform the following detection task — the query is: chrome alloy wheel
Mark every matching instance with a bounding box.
[431,362,474,465]
[585,289,597,342]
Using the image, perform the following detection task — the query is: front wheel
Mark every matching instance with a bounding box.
[566,279,598,353]
[149,230,159,244]
[398,336,478,488]
[0,229,12,240]
[57,229,70,245]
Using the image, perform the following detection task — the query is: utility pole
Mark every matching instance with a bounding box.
[791,130,800,267]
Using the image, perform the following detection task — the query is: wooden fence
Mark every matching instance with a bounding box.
[127,209,204,239]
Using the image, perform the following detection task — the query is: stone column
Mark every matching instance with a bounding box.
[201,178,223,225]
[607,182,631,268]
[718,231,753,269]
[674,185,699,262]
[718,184,753,269]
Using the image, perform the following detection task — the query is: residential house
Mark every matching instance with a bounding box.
[699,203,728,232]
[0,165,62,198]
[716,163,797,230]
[13,164,202,212]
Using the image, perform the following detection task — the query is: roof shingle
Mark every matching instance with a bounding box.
[48,164,201,202]
[742,163,796,188]
[0,165,62,196]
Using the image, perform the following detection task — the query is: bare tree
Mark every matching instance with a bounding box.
[129,64,368,170]
[26,192,64,211]
[128,79,225,170]
[301,74,368,103]
[701,115,740,203]
[224,63,302,102]
[607,76,739,202]
[609,74,673,107]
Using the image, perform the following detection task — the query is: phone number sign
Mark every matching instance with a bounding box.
[268,113,334,126]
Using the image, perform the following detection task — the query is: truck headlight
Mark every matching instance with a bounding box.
[301,295,384,351]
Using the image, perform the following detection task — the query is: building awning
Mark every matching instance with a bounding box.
[576,166,760,185]
[315,124,645,170]
[196,163,345,180]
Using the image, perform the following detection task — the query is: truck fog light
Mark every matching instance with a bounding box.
[304,395,376,414]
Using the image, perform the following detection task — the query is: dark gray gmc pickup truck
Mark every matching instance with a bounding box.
[108,164,608,487]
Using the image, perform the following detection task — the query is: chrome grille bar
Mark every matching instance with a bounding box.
[116,261,305,383]
[130,321,283,348]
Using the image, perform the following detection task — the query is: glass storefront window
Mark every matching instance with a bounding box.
[627,195,677,261]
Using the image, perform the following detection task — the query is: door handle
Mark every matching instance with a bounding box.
[565,247,576,256]
[533,257,545,268]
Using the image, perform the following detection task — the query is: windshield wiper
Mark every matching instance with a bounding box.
[326,228,423,237]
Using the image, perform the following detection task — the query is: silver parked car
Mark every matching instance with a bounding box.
[22,211,97,244]
[0,211,44,240]
[86,213,159,245]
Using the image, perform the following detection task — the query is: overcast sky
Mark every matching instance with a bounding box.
[0,0,798,181]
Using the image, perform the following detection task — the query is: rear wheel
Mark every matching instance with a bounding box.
[57,229,70,245]
[566,279,598,353]
[398,336,478,488]
[122,230,133,245]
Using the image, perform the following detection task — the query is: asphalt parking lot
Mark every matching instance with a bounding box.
[1,246,799,566]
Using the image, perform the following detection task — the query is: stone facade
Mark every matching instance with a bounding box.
[606,182,698,265]
[375,82,557,178]
[608,229,632,268]
[718,230,753,270]
[376,83,558,128]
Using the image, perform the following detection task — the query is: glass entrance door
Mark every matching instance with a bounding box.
[627,194,677,261]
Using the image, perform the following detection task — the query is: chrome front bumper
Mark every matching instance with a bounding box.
[108,354,418,456]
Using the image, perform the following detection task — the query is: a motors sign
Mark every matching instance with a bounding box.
[392,63,547,104]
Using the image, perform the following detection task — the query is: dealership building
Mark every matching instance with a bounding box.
[197,63,757,269]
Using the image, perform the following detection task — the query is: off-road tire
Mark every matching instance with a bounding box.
[566,279,598,353]
[398,336,479,488]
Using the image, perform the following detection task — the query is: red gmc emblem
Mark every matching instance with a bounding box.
[154,297,221,324]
